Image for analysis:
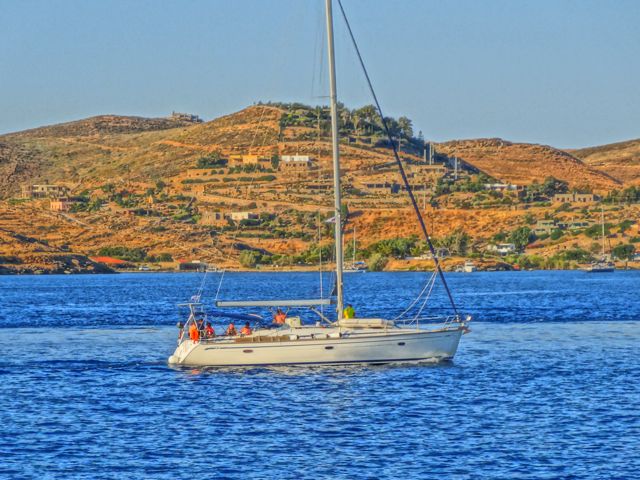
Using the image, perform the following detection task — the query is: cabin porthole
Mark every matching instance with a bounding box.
[397,342,406,346]
[243,349,253,353]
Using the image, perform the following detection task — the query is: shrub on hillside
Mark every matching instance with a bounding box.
[368,253,388,272]
[612,244,635,261]
[97,246,147,262]
[239,251,261,268]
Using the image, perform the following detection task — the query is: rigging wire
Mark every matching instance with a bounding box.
[214,269,226,302]
[412,272,439,322]
[392,270,437,321]
[336,0,459,316]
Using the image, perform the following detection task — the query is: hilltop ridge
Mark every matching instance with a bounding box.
[8,114,198,139]
[0,104,632,198]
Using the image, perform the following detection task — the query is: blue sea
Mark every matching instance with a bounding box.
[1,271,639,479]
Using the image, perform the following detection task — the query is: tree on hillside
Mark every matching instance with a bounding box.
[438,228,470,256]
[239,251,261,268]
[355,105,378,135]
[367,253,388,271]
[542,176,569,197]
[524,177,568,202]
[619,186,640,203]
[612,244,635,262]
[383,117,400,138]
[339,108,352,130]
[398,116,413,139]
[509,226,535,251]
[618,219,635,234]
[352,113,362,136]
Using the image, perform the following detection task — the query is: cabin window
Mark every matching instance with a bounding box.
[397,342,406,346]
[243,349,253,353]
[325,346,334,350]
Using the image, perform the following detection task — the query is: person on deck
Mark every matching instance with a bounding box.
[189,321,200,342]
[197,318,205,336]
[204,322,215,338]
[273,308,287,325]
[225,322,237,336]
[240,322,252,336]
[343,304,355,319]
[177,321,184,341]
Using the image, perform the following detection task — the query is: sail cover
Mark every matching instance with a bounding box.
[215,299,333,308]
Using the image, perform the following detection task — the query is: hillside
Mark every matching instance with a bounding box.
[8,114,197,139]
[0,107,292,198]
[437,138,621,191]
[1,107,629,199]
[0,205,113,274]
[569,138,640,186]
[1,104,639,273]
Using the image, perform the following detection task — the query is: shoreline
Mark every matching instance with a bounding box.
[2,265,638,275]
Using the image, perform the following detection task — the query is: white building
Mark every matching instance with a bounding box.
[228,212,259,221]
[483,183,522,192]
[487,243,517,255]
[280,155,314,171]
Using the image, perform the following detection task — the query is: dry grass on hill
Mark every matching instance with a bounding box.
[569,139,640,186]
[438,138,621,191]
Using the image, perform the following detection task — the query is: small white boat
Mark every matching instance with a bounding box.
[463,260,476,273]
[168,0,470,368]
[343,261,367,273]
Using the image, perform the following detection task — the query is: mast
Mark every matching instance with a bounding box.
[325,0,344,319]
[353,226,356,265]
[601,206,605,258]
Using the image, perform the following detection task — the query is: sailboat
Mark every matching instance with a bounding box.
[585,207,615,273]
[168,0,470,367]
[343,226,366,272]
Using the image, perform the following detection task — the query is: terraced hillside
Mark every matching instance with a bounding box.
[1,106,631,199]
[1,104,638,273]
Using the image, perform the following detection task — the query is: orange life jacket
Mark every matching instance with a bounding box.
[274,313,286,324]
[205,325,215,337]
[189,323,199,341]
[240,326,252,336]
[226,325,237,336]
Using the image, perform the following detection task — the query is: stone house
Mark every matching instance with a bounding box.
[552,193,597,203]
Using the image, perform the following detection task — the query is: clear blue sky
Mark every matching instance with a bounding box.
[1,0,638,148]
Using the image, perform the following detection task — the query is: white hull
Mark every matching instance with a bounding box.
[169,325,464,367]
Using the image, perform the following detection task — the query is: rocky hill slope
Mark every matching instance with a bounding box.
[569,138,640,186]
[0,106,631,199]
[437,138,621,191]
[1,105,638,273]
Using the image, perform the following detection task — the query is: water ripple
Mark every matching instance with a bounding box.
[0,273,639,478]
